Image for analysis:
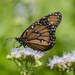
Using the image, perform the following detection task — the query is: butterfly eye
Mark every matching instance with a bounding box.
[16,12,62,51]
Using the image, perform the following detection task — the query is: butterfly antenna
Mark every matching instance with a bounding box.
[6,37,16,42]
[4,37,16,46]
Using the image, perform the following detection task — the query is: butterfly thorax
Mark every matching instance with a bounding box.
[15,37,27,47]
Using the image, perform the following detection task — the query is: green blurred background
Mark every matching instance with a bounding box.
[0,0,75,75]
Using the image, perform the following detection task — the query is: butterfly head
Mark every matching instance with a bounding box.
[15,37,27,47]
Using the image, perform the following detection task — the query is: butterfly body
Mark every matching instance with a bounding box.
[16,12,62,51]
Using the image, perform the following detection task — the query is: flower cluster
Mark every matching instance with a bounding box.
[47,50,75,72]
[7,48,44,75]
[7,48,44,60]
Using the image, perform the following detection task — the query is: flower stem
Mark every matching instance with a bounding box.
[19,61,35,75]
[60,71,66,75]
[73,67,75,75]
[14,60,20,69]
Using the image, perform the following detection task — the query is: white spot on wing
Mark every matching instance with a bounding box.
[26,30,28,32]
[48,19,50,21]
[31,25,34,28]
[41,40,44,43]
[51,22,54,24]
[38,22,40,24]
[55,13,58,15]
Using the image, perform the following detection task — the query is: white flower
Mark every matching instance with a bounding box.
[7,47,44,69]
[32,50,44,59]
[71,50,75,62]
[47,50,75,72]
[6,48,21,59]
[62,53,72,63]
[47,56,60,69]
[6,48,44,60]
[47,56,67,69]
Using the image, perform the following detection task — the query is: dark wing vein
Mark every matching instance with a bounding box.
[27,24,50,39]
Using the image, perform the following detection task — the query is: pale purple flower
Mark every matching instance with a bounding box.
[47,56,67,69]
[62,53,72,63]
[7,48,44,60]
[6,48,21,59]
[47,50,75,71]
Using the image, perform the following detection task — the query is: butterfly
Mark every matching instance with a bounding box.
[15,12,62,51]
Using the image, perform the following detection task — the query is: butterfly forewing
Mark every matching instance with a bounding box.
[28,33,40,40]
[17,12,62,51]
[47,12,62,26]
